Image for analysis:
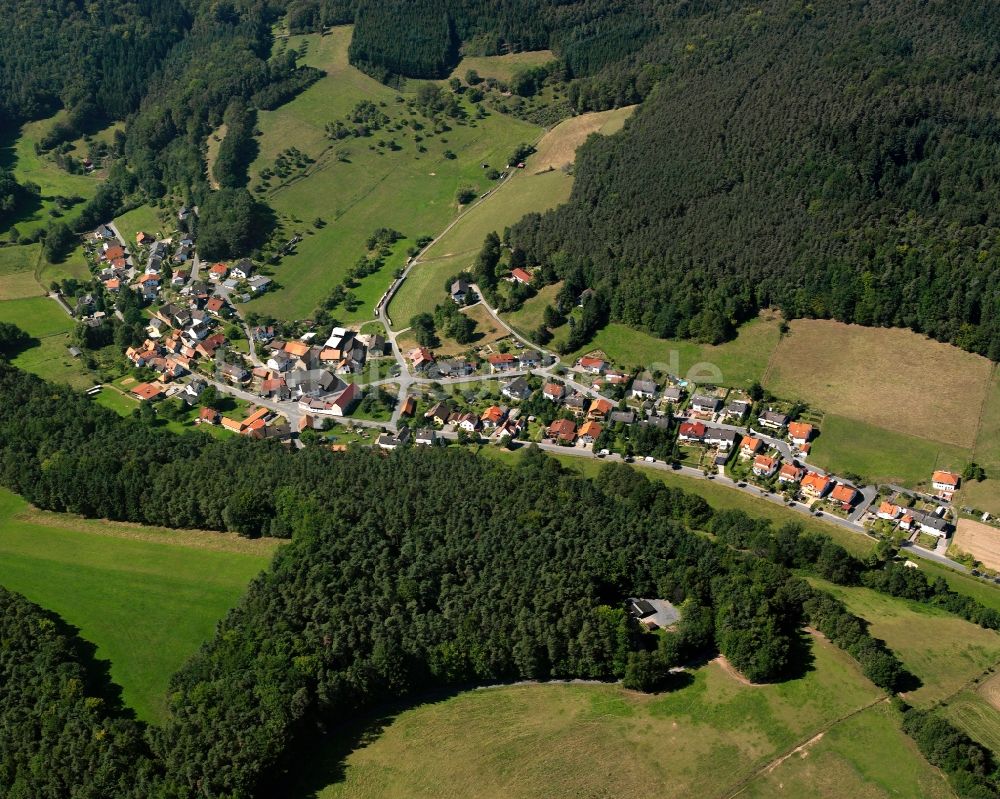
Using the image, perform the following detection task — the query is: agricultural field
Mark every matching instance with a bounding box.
[0,112,105,238]
[952,518,1000,572]
[944,673,1000,756]
[808,414,970,488]
[1,295,93,388]
[808,578,1000,706]
[568,312,783,388]
[0,489,277,721]
[765,319,994,450]
[448,50,556,84]
[294,635,914,799]
[246,26,540,322]
[909,557,1000,614]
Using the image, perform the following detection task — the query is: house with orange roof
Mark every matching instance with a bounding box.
[788,421,813,447]
[220,416,243,433]
[543,383,565,402]
[511,267,533,285]
[778,463,805,483]
[801,471,833,498]
[548,418,577,443]
[877,502,902,520]
[103,244,125,261]
[197,407,219,425]
[401,397,416,417]
[739,436,764,458]
[208,262,228,281]
[480,405,505,428]
[136,231,153,246]
[407,347,434,370]
[679,421,706,443]
[830,483,859,507]
[588,397,614,420]
[284,340,311,358]
[130,382,164,401]
[752,454,779,477]
[931,470,960,498]
[578,421,603,444]
[487,352,517,372]
[577,356,606,374]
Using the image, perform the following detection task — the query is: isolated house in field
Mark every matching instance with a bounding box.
[931,470,960,499]
[511,267,533,285]
[450,278,469,303]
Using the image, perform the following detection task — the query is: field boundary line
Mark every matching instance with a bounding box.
[719,696,888,799]
[970,362,998,464]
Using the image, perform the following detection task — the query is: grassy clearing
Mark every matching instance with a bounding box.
[388,253,468,327]
[0,243,43,299]
[246,27,540,322]
[809,413,970,488]
[448,50,556,84]
[0,112,104,237]
[480,447,876,557]
[741,702,954,799]
[531,106,636,171]
[765,319,994,449]
[807,577,1000,706]
[114,204,170,243]
[1,296,93,388]
[567,313,783,388]
[298,635,885,799]
[504,281,562,335]
[0,489,276,722]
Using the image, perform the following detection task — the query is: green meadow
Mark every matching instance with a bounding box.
[246,26,540,323]
[1,295,93,388]
[297,635,932,799]
[0,489,277,722]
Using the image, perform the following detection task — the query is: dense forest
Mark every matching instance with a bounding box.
[0,587,158,798]
[2,357,1000,797]
[509,0,1000,358]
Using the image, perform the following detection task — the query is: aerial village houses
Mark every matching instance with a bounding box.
[752,454,779,478]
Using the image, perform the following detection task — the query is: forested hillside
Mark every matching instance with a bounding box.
[509,0,1000,358]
